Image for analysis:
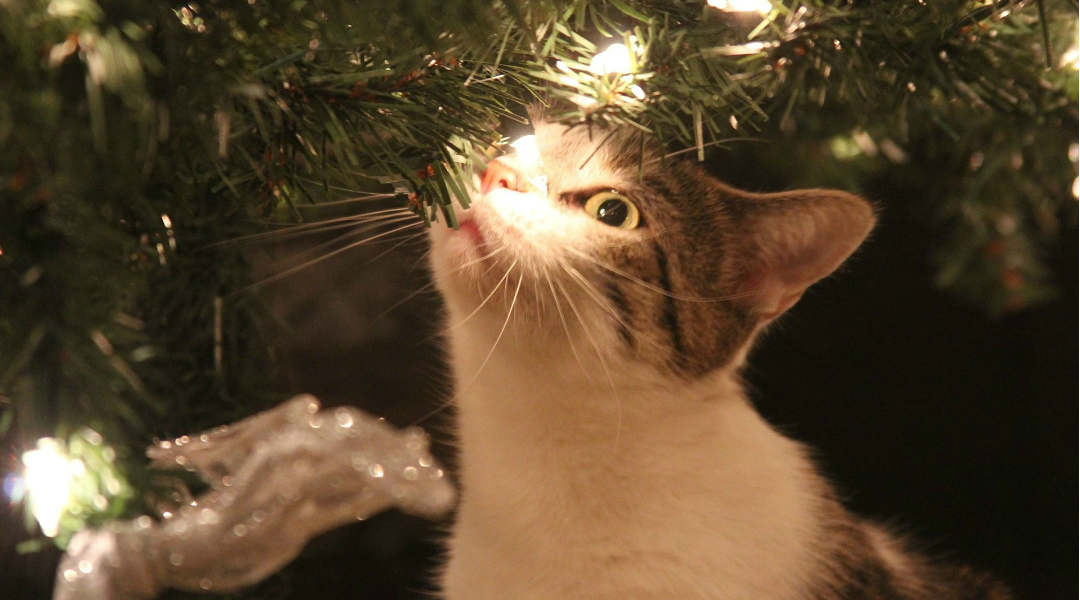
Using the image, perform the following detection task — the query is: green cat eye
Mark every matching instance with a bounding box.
[584,191,640,230]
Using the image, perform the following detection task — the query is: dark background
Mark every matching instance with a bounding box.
[2,162,1075,599]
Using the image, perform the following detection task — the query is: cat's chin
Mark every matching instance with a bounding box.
[429,209,507,307]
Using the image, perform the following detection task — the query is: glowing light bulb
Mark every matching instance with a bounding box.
[22,439,73,537]
[509,135,540,166]
[1061,45,1078,70]
[707,0,772,13]
[590,43,634,75]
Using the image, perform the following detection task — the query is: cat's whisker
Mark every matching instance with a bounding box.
[360,228,431,266]
[229,220,424,297]
[552,274,623,452]
[560,261,668,354]
[203,207,414,248]
[237,215,408,247]
[563,245,744,303]
[409,245,433,272]
[530,264,546,329]
[461,270,523,392]
[407,399,454,429]
[472,249,511,303]
[263,214,420,270]
[413,247,512,347]
[560,263,622,324]
[561,264,670,356]
[451,246,508,274]
[543,269,591,386]
[372,279,440,322]
[445,258,518,333]
[262,206,412,225]
[254,214,419,275]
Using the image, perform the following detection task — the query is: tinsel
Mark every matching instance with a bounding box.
[51,396,454,600]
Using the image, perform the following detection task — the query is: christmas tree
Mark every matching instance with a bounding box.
[2,1,1076,598]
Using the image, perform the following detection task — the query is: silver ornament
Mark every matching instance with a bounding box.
[53,395,454,600]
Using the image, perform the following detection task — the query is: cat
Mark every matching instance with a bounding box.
[427,113,1011,599]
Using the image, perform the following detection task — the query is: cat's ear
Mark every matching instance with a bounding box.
[732,190,875,321]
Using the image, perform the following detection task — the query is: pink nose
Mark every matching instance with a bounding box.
[480,160,522,194]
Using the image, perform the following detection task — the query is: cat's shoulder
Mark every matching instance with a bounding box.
[812,518,1013,600]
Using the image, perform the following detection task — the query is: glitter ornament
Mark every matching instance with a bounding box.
[52,395,454,600]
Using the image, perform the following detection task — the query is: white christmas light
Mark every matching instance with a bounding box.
[706,0,773,14]
[1061,45,1078,70]
[22,438,74,537]
[589,43,634,75]
[509,134,540,166]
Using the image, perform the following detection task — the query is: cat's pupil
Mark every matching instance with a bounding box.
[596,198,629,226]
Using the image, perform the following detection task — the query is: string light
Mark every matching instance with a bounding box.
[706,0,773,14]
[509,135,540,166]
[1061,44,1078,70]
[22,438,75,537]
[589,42,634,76]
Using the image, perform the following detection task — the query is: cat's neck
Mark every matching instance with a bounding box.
[449,324,737,443]
[447,324,805,490]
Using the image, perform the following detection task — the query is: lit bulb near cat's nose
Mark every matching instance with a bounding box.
[509,135,540,166]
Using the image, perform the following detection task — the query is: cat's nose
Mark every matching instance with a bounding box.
[480,159,522,195]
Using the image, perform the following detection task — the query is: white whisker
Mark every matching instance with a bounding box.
[544,269,590,384]
[561,263,667,356]
[463,270,523,391]
[373,280,440,321]
[447,258,518,332]
[205,207,414,248]
[563,245,747,303]
[452,246,508,274]
[230,220,423,296]
[361,229,431,266]
[553,274,622,452]
[265,214,419,269]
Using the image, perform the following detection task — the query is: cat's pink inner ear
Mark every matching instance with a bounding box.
[736,190,875,321]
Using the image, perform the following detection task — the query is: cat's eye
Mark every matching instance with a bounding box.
[584,191,640,230]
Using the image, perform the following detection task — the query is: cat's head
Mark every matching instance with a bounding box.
[429,116,874,383]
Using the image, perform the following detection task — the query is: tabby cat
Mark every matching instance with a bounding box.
[427,114,1010,599]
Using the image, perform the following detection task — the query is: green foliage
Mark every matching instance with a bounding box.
[0,0,1075,592]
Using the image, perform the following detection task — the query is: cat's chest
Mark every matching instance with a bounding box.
[444,382,826,599]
